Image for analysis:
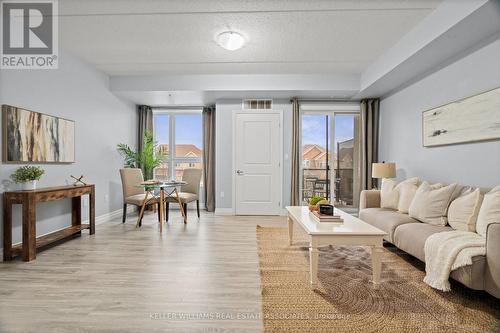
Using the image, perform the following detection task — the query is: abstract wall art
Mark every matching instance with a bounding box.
[422,87,500,147]
[2,105,75,163]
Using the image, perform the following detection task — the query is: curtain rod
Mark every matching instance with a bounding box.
[151,105,205,110]
[291,98,360,103]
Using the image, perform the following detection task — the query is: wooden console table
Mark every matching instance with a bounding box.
[3,184,95,262]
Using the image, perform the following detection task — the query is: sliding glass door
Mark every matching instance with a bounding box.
[301,114,329,203]
[333,114,359,207]
[301,110,360,208]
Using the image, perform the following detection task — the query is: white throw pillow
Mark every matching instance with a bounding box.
[408,182,458,226]
[476,186,500,237]
[448,188,483,232]
[380,178,399,210]
[380,177,419,210]
[398,181,420,213]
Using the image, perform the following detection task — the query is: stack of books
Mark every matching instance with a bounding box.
[309,211,343,224]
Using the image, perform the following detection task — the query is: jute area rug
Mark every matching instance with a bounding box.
[256,226,500,333]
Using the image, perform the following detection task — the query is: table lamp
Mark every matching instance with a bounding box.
[372,162,396,188]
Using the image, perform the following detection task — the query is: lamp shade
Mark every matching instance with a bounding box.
[372,162,396,179]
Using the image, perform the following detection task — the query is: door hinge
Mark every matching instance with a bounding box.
[278,201,281,207]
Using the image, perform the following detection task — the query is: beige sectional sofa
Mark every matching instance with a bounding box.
[359,189,500,299]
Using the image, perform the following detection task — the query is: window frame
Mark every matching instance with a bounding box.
[152,109,203,181]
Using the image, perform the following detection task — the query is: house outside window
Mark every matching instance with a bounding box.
[152,110,203,184]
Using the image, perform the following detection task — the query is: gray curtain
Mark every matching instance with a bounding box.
[290,98,301,206]
[138,105,153,153]
[203,106,216,212]
[360,99,380,190]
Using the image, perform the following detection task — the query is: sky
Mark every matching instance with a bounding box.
[154,114,203,149]
[302,114,355,151]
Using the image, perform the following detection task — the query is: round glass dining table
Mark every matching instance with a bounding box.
[135,181,188,232]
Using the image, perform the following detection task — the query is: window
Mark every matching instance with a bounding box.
[153,110,203,183]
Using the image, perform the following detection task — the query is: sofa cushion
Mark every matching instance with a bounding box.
[448,188,483,232]
[359,208,419,243]
[476,185,500,237]
[408,182,458,226]
[394,223,486,290]
[394,223,453,261]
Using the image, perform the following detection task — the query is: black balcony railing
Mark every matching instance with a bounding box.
[302,168,354,206]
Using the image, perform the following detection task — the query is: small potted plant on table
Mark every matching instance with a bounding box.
[10,166,45,190]
[308,196,329,212]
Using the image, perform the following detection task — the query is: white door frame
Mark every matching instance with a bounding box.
[232,109,284,215]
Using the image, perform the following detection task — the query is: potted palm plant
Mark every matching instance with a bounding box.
[117,130,166,179]
[10,166,45,190]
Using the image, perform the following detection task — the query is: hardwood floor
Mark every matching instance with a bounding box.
[0,210,285,333]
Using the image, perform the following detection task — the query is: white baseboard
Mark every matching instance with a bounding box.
[215,208,235,215]
[0,206,136,261]
[83,205,136,226]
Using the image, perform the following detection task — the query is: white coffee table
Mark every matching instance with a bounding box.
[286,206,387,289]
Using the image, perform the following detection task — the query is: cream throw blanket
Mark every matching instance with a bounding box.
[424,231,486,292]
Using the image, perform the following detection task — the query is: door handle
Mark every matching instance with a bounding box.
[236,170,244,175]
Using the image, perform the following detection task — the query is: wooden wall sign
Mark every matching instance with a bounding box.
[422,87,500,147]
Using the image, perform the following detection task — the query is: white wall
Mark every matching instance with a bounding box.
[379,37,500,187]
[0,50,137,249]
[215,99,292,213]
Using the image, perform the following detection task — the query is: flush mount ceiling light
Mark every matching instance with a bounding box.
[216,31,245,51]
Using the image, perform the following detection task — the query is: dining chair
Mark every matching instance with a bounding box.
[119,168,160,223]
[166,168,202,221]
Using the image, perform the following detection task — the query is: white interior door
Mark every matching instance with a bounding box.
[235,113,281,215]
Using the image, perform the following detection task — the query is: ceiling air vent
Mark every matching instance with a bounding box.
[243,99,273,110]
